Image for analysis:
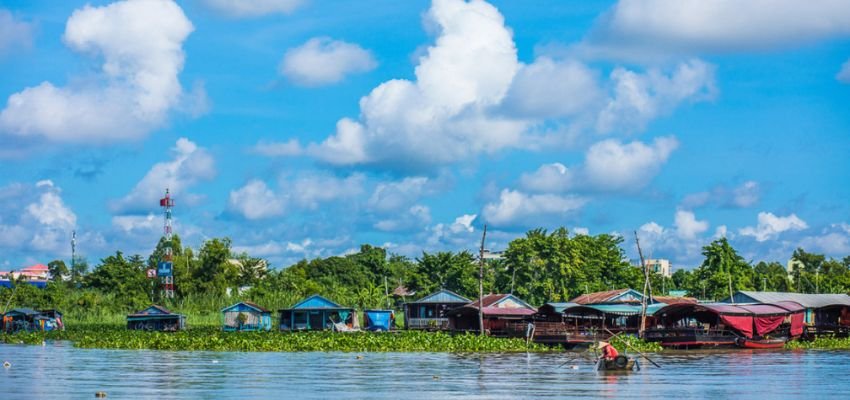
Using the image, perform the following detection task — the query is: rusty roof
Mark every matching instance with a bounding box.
[570,289,645,304]
[653,296,698,304]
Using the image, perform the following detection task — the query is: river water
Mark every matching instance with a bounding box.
[1,342,847,399]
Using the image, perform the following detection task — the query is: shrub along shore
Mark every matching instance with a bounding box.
[6,324,850,352]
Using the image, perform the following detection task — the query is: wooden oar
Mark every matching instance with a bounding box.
[604,328,662,368]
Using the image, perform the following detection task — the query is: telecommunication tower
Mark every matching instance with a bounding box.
[159,189,175,298]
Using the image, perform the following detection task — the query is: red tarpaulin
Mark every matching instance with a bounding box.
[755,315,785,335]
[790,312,805,337]
[720,315,754,338]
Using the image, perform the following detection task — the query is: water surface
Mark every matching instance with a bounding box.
[1,342,846,399]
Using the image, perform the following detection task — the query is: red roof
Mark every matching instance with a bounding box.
[463,294,536,314]
[22,264,48,272]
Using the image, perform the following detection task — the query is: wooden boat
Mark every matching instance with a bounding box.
[735,337,787,349]
[596,355,637,371]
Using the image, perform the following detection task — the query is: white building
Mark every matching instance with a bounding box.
[644,259,672,278]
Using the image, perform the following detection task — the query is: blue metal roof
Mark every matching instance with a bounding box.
[290,294,346,309]
[220,302,270,314]
[410,289,471,304]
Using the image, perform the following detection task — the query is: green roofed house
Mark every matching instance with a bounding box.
[278,294,358,332]
[126,305,185,332]
[403,289,471,331]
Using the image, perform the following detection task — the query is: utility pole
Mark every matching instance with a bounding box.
[478,225,487,336]
[635,231,651,337]
[71,230,76,281]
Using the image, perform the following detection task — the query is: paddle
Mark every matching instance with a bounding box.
[604,328,662,368]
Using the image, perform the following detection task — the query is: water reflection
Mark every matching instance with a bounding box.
[1,343,848,399]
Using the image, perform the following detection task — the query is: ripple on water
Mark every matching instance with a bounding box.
[1,344,849,399]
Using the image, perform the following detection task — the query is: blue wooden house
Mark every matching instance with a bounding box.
[363,309,395,331]
[403,289,471,330]
[2,308,41,333]
[221,301,272,332]
[127,305,186,331]
[278,295,357,331]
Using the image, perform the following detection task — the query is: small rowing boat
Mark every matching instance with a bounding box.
[596,355,637,372]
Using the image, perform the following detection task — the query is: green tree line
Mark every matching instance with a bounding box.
[2,228,849,324]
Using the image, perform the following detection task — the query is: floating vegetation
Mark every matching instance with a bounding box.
[3,325,553,353]
[608,334,664,353]
[784,336,850,350]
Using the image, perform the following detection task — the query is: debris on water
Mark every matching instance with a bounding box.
[42,341,46,347]
[3,361,10,368]
[95,391,107,398]
[212,360,219,364]
[355,355,364,360]
[432,375,440,380]
[571,365,579,370]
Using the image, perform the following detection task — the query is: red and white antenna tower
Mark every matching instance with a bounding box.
[159,188,175,299]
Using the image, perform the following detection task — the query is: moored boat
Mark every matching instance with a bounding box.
[735,337,787,349]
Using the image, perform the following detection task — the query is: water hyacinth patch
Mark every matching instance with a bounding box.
[2,325,554,353]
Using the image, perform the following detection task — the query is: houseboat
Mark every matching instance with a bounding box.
[645,302,801,349]
[126,305,186,331]
[221,301,272,332]
[403,289,470,331]
[278,294,357,331]
[722,291,850,337]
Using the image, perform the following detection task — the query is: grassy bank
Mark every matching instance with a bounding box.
[2,325,553,353]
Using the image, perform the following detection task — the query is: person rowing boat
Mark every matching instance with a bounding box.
[595,341,637,371]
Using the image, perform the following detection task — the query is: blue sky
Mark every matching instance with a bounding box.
[0,0,849,271]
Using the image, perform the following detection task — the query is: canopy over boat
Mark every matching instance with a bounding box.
[652,302,800,339]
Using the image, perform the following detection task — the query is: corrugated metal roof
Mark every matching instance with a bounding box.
[540,302,578,313]
[127,305,182,317]
[288,294,346,310]
[570,289,646,305]
[220,301,271,313]
[725,291,850,308]
[411,289,470,304]
[468,294,535,310]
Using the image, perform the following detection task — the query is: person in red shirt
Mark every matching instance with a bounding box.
[597,341,619,361]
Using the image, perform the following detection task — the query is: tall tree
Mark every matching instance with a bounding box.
[47,259,69,282]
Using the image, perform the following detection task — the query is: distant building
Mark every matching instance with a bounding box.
[482,249,504,260]
[644,259,672,278]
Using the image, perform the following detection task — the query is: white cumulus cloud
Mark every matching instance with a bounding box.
[280,37,377,86]
[583,0,850,59]
[0,0,196,143]
[674,210,709,240]
[306,0,525,170]
[111,138,215,213]
[482,189,586,228]
[739,212,808,242]
[228,180,285,220]
[596,60,716,133]
[582,136,679,192]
